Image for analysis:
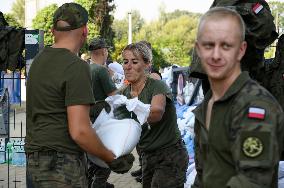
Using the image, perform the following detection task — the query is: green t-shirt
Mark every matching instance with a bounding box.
[121,77,181,152]
[89,63,116,101]
[25,46,95,155]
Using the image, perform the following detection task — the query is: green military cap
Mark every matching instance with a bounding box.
[88,38,110,51]
[53,3,88,31]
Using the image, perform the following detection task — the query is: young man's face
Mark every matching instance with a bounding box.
[196,17,246,82]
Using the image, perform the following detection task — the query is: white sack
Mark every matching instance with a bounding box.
[105,95,151,125]
[88,107,143,167]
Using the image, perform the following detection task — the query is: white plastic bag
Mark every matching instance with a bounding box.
[87,109,142,168]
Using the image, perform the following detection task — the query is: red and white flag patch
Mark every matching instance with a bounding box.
[248,107,265,119]
[252,3,263,14]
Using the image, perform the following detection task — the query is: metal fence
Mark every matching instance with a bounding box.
[0,72,26,188]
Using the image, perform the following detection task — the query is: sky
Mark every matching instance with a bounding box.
[0,0,215,21]
[113,0,212,21]
[1,0,284,21]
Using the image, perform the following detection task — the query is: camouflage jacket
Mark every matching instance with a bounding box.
[262,34,284,112]
[190,0,278,81]
[192,72,284,188]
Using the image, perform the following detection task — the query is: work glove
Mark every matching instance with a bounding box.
[113,105,132,119]
[108,153,135,174]
[90,101,111,123]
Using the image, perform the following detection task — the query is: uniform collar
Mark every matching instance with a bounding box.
[217,71,250,102]
[194,71,250,124]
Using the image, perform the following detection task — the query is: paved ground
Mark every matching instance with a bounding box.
[0,108,143,188]
[0,152,142,188]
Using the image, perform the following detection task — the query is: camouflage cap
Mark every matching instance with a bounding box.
[53,3,88,31]
[88,38,110,51]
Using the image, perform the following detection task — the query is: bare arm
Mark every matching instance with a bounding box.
[147,94,166,123]
[67,104,115,163]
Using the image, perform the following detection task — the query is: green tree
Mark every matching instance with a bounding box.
[112,9,200,67]
[11,0,25,27]
[75,0,115,52]
[268,1,284,33]
[75,0,100,43]
[264,1,284,59]
[112,10,145,61]
[136,12,199,66]
[32,4,58,45]
[4,13,21,27]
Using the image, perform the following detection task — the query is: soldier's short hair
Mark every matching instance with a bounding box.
[197,7,246,42]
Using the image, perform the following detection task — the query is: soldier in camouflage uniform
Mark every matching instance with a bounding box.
[25,3,134,187]
[190,0,278,95]
[262,34,284,111]
[87,38,117,188]
[192,7,284,188]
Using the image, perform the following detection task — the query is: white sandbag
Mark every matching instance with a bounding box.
[105,95,150,125]
[87,109,142,168]
[185,163,197,187]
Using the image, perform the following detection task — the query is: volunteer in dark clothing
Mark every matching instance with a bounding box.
[116,42,188,188]
[25,3,134,187]
[87,38,117,188]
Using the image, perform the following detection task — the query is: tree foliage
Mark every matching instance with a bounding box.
[11,0,25,27]
[112,10,145,61]
[74,0,99,43]
[112,9,201,67]
[112,10,144,41]
[32,4,57,46]
[31,0,115,52]
[4,13,22,28]
[268,1,284,33]
[264,1,284,59]
[75,0,115,52]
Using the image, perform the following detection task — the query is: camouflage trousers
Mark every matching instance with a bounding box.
[26,151,87,188]
[142,140,189,188]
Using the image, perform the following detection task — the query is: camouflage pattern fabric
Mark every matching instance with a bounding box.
[53,3,88,31]
[0,12,8,26]
[211,0,278,50]
[190,0,278,84]
[26,151,87,188]
[262,34,284,111]
[0,27,25,71]
[142,140,188,188]
[88,38,110,51]
[192,72,284,188]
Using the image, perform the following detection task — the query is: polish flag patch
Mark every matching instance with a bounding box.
[248,107,265,119]
[252,3,264,14]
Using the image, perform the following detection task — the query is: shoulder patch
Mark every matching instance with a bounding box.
[248,107,265,120]
[242,137,263,158]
